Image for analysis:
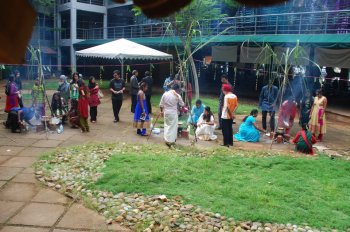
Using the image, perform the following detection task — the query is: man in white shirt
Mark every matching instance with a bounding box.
[160,84,185,147]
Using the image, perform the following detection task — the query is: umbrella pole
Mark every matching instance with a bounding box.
[121,59,125,81]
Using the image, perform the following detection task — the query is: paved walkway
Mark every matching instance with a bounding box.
[0,96,135,232]
[1,91,349,232]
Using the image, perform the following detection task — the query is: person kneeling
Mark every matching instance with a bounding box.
[292,124,316,155]
[196,106,217,141]
[234,109,265,142]
[187,99,204,127]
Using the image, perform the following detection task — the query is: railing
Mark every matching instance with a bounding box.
[59,0,70,4]
[77,28,104,39]
[78,10,350,40]
[77,0,104,6]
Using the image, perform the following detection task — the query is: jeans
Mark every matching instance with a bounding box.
[262,111,275,132]
[90,106,97,122]
[131,94,137,113]
[222,118,233,146]
[146,94,152,114]
[112,98,123,121]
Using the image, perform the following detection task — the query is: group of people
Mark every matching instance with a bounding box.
[58,72,101,132]
[3,68,328,155]
[109,69,153,136]
[248,80,327,155]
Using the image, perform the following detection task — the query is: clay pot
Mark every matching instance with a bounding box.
[181,130,189,139]
[276,135,283,144]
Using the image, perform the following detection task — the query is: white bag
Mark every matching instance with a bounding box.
[98,90,104,99]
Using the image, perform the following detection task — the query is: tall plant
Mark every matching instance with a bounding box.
[168,0,226,100]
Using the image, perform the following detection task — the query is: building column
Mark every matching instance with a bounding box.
[103,13,108,39]
[57,11,62,72]
[70,0,77,70]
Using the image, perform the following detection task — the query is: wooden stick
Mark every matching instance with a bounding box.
[147,112,161,141]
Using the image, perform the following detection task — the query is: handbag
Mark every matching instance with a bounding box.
[98,90,104,99]
[140,113,146,121]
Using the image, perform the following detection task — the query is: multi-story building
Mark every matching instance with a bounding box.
[28,0,350,99]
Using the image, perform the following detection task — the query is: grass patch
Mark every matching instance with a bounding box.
[93,147,350,230]
[22,79,111,91]
[151,94,255,116]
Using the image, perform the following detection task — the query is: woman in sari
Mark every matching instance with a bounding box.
[77,80,89,132]
[234,109,265,142]
[134,82,150,136]
[88,76,101,123]
[187,99,204,126]
[196,106,217,141]
[293,124,317,155]
[309,89,327,141]
[5,74,19,113]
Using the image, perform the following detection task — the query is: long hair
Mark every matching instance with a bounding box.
[72,72,79,83]
[243,109,259,122]
[203,106,213,122]
[88,76,96,89]
[139,82,148,92]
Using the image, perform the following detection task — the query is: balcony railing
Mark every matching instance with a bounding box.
[77,0,104,6]
[78,10,350,40]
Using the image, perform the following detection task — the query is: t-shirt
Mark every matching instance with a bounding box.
[259,85,279,112]
[221,93,238,119]
[142,76,153,95]
[110,78,125,100]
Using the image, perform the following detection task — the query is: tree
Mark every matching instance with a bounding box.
[167,0,232,101]
[132,0,240,100]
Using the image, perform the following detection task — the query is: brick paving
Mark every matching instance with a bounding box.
[1,90,349,232]
[0,96,135,232]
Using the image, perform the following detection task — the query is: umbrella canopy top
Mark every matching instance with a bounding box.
[76,38,173,61]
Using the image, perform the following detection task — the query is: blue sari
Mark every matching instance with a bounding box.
[234,116,260,142]
[187,105,205,124]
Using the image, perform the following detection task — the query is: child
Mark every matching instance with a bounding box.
[133,82,149,136]
[293,124,317,155]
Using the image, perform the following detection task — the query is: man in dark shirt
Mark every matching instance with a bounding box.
[142,71,153,114]
[130,70,139,113]
[259,81,279,132]
[109,70,125,123]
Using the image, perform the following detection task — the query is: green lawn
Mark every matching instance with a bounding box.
[22,79,111,91]
[151,93,255,115]
[93,148,350,230]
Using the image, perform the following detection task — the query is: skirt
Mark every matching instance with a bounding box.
[133,99,150,128]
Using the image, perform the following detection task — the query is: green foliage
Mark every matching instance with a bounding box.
[93,148,350,230]
[151,93,255,115]
[31,0,55,15]
[131,6,142,17]
[223,0,241,8]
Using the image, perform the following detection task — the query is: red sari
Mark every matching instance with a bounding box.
[78,87,89,119]
[5,82,19,112]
